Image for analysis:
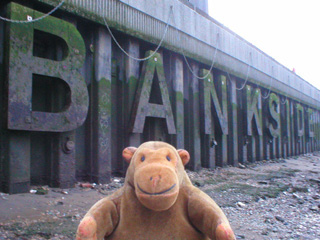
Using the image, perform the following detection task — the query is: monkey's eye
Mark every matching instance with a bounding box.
[166,156,171,161]
[141,156,145,162]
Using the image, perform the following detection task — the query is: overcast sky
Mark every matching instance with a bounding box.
[208,0,320,90]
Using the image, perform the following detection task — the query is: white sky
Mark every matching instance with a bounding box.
[208,0,320,90]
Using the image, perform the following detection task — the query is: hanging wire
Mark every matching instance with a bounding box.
[102,2,173,61]
[169,8,219,80]
[235,56,251,91]
[0,0,65,23]
[280,76,290,104]
[182,34,219,80]
[261,66,274,99]
[280,95,288,105]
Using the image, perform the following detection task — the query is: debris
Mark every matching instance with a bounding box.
[238,163,246,169]
[35,187,49,195]
[236,202,246,208]
[275,216,285,223]
[310,206,319,212]
[80,183,94,188]
[309,178,320,185]
[236,234,245,239]
[312,194,320,200]
[258,181,268,185]
[113,178,121,183]
[194,180,205,187]
[291,185,309,193]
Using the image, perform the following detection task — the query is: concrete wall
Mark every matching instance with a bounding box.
[1,0,320,194]
[37,0,320,108]
[180,0,209,14]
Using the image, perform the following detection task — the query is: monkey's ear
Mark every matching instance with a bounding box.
[177,149,190,166]
[122,147,137,163]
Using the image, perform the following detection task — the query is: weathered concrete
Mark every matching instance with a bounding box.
[91,26,112,184]
[38,0,320,108]
[6,3,88,132]
[1,1,320,194]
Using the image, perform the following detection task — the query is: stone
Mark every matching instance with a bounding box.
[236,234,245,239]
[194,179,205,187]
[236,202,246,208]
[238,163,246,169]
[275,216,285,223]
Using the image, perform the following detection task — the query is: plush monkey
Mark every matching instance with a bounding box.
[76,141,235,240]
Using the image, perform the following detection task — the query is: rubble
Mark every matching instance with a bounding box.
[0,153,319,239]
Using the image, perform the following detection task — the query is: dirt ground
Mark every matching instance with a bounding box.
[0,153,320,240]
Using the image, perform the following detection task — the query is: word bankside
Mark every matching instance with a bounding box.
[5,3,319,164]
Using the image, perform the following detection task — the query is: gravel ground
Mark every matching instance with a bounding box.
[0,153,319,240]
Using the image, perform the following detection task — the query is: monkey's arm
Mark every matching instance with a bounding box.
[187,187,235,240]
[76,195,120,240]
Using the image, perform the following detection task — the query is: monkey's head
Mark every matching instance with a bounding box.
[122,141,190,212]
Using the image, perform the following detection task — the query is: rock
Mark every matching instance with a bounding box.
[258,181,268,185]
[309,178,320,185]
[35,187,48,195]
[80,183,94,188]
[194,179,204,187]
[291,185,309,193]
[275,216,285,223]
[236,235,245,239]
[236,202,246,208]
[292,193,300,199]
[238,163,246,169]
[310,206,319,212]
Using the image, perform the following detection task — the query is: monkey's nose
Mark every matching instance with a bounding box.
[150,175,161,188]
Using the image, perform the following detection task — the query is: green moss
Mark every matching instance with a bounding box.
[214,182,289,199]
[0,218,78,239]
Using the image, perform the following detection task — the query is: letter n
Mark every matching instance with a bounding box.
[200,70,228,136]
[199,70,228,167]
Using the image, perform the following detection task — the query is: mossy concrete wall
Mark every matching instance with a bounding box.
[1,1,320,194]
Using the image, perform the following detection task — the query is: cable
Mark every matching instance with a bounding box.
[261,67,274,99]
[261,80,272,99]
[169,8,219,80]
[280,96,288,105]
[235,63,251,91]
[0,0,65,23]
[182,34,219,80]
[102,2,173,62]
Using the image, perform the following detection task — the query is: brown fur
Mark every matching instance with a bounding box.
[76,141,235,240]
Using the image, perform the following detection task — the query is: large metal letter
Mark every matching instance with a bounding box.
[200,70,228,167]
[7,3,88,131]
[246,86,263,161]
[131,51,176,134]
[267,93,281,158]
